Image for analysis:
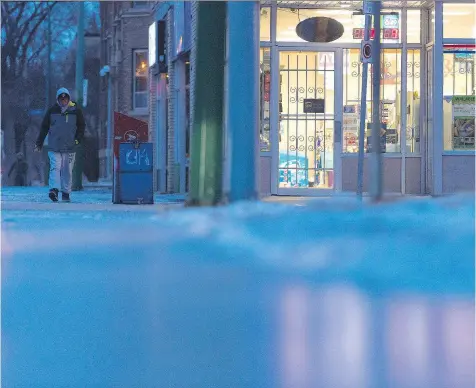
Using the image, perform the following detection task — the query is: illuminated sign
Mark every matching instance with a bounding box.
[352,13,400,40]
[352,28,399,40]
[443,44,476,54]
[148,22,156,66]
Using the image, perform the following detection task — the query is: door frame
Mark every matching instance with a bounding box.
[272,46,343,196]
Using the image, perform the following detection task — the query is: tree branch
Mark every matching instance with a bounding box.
[18,4,55,75]
[27,42,48,66]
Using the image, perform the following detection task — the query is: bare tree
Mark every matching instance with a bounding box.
[1,1,89,184]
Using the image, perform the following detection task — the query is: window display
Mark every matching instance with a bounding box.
[443,52,475,151]
[342,49,407,153]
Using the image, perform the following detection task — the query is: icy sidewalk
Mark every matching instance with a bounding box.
[1,186,185,212]
[1,189,475,387]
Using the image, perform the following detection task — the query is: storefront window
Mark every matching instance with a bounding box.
[133,49,148,109]
[260,7,271,41]
[277,8,402,44]
[429,8,435,42]
[443,52,475,150]
[260,47,271,152]
[406,50,421,153]
[342,49,404,154]
[443,4,475,39]
[381,49,402,153]
[343,49,372,154]
[407,10,421,43]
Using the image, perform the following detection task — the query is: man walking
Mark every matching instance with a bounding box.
[35,88,85,202]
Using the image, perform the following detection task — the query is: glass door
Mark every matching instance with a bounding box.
[277,50,342,195]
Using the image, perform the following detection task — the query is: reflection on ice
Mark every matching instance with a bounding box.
[279,285,474,388]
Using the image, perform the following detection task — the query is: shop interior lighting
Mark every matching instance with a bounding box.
[352,11,399,16]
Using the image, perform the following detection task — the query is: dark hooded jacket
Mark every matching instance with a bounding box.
[36,88,86,153]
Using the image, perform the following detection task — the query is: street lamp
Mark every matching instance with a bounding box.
[100,65,112,180]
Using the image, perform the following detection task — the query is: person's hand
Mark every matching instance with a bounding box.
[75,140,80,145]
[34,144,42,152]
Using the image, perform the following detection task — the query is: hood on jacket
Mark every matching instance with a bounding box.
[56,87,71,102]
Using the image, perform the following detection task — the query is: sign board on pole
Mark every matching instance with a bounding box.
[361,40,373,63]
[364,1,374,14]
[82,79,88,107]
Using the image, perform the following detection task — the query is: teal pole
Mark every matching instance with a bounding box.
[226,1,260,202]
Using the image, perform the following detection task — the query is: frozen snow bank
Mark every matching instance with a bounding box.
[3,191,474,296]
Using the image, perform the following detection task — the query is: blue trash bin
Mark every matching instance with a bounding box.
[114,142,154,204]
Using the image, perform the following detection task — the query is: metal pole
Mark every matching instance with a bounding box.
[106,73,112,180]
[72,1,85,191]
[44,2,52,186]
[370,0,383,202]
[226,1,260,202]
[187,1,226,206]
[75,2,85,108]
[357,1,372,200]
[46,2,51,108]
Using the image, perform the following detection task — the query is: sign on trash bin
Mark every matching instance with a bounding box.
[114,142,154,205]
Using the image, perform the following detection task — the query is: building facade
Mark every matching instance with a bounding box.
[148,0,474,197]
[99,1,153,179]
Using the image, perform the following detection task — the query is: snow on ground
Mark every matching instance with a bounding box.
[1,186,475,387]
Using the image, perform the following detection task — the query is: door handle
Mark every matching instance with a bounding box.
[334,121,342,143]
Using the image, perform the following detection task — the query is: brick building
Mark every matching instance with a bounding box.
[99,1,153,179]
[149,2,192,194]
[104,1,476,197]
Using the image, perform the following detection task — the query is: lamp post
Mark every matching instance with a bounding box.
[72,1,85,191]
[100,65,112,180]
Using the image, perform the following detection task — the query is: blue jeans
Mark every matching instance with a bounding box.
[48,152,75,193]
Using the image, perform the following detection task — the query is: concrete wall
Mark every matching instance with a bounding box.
[405,157,422,194]
[260,156,272,196]
[342,157,403,194]
[443,155,475,193]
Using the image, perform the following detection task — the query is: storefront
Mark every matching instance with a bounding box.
[150,2,191,194]
[152,0,474,197]
[258,0,475,196]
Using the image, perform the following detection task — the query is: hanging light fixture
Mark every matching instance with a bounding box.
[295,16,344,43]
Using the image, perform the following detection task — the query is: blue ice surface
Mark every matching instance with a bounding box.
[1,187,475,387]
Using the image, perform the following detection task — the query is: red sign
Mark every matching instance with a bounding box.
[353,28,399,40]
[263,71,271,102]
[113,112,149,158]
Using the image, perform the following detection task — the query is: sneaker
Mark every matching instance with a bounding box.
[49,188,59,202]
[61,192,71,202]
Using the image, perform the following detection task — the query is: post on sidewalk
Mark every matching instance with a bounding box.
[357,0,372,200]
[187,2,226,206]
[225,1,260,202]
[43,2,52,186]
[370,0,383,202]
[72,1,85,191]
